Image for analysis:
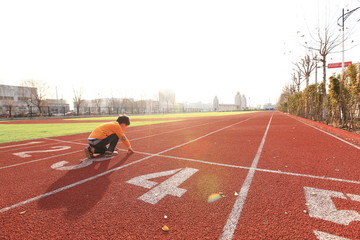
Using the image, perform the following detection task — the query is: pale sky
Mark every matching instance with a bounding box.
[0,0,359,108]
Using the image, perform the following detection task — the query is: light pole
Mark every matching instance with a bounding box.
[337,6,360,80]
[336,6,359,124]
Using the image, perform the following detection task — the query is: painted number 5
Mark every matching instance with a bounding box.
[304,186,360,225]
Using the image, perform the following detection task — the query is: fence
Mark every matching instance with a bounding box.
[0,105,206,118]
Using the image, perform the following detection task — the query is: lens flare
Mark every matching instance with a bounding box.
[207,193,222,203]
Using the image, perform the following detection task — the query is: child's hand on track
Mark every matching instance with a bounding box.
[127,147,134,155]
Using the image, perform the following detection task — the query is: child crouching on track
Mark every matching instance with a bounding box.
[84,115,134,158]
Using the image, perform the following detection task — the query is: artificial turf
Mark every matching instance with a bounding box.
[0,111,257,143]
[0,120,178,143]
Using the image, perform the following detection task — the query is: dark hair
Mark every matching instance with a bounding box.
[116,115,130,125]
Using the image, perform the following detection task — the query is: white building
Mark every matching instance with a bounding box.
[0,84,34,115]
[213,92,247,111]
[0,84,69,116]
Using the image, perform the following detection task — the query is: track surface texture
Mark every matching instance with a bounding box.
[1,111,359,240]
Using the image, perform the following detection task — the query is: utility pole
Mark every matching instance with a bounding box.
[56,86,59,114]
[337,6,360,124]
[341,8,345,80]
[337,6,360,80]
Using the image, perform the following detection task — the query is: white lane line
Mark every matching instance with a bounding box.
[219,114,273,240]
[0,141,43,149]
[126,119,188,133]
[0,118,249,213]
[286,114,360,150]
[128,150,360,185]
[0,150,81,170]
[43,138,86,145]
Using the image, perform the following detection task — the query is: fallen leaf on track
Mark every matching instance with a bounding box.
[162,225,170,232]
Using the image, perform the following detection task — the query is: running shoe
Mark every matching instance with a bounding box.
[84,146,94,159]
[104,150,118,157]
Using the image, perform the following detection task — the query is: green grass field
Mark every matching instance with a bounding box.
[0,111,257,144]
[0,120,178,144]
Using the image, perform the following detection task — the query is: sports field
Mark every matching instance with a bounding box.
[0,112,256,143]
[0,111,359,239]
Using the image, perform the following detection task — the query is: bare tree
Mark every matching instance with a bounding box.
[3,98,15,117]
[118,98,124,113]
[82,100,89,114]
[122,98,134,114]
[294,53,317,87]
[92,98,102,114]
[292,69,304,92]
[152,93,160,113]
[159,89,175,113]
[108,96,124,114]
[294,53,317,118]
[73,88,84,116]
[277,83,296,113]
[136,100,147,114]
[21,79,49,115]
[302,25,343,95]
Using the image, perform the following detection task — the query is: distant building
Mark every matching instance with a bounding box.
[213,96,219,111]
[0,84,34,115]
[0,84,34,105]
[241,94,247,109]
[263,103,276,110]
[0,84,69,116]
[213,92,247,111]
[45,98,70,114]
[75,97,161,115]
[235,92,241,106]
[186,102,212,112]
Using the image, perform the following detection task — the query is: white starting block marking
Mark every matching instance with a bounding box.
[314,230,350,240]
[347,193,360,202]
[51,156,111,171]
[0,141,43,149]
[127,167,199,204]
[13,146,71,158]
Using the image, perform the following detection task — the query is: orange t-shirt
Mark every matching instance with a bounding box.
[88,121,131,147]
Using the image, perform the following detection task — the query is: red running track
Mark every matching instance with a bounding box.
[0,111,359,240]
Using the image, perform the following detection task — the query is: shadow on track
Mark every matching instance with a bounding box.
[37,154,131,220]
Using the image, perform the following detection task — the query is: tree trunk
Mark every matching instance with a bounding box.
[322,56,327,122]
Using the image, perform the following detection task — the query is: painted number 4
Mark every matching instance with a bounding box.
[126,168,198,204]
